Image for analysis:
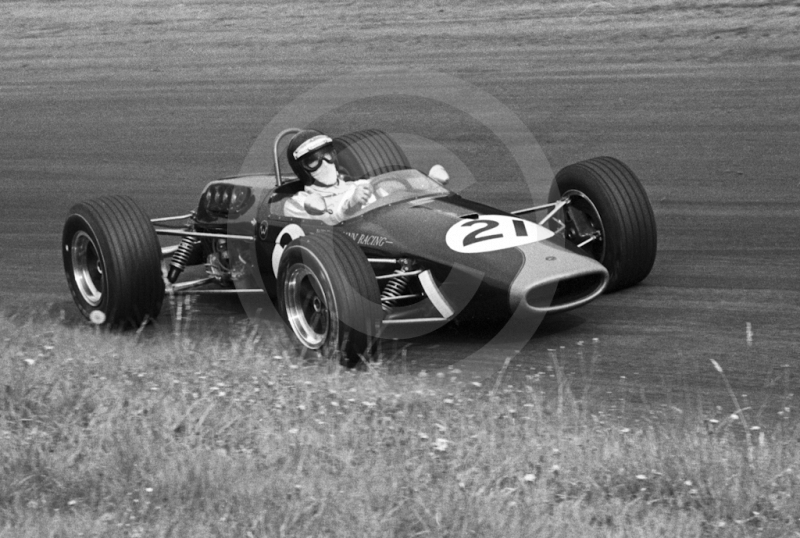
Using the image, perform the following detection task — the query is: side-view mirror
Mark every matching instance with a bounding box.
[303,193,327,216]
[428,164,449,184]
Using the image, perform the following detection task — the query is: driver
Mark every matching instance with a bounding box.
[283,130,376,224]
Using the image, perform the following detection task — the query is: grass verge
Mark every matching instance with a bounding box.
[1,309,799,537]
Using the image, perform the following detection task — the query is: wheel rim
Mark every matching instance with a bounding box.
[562,189,606,263]
[71,231,104,307]
[284,264,331,350]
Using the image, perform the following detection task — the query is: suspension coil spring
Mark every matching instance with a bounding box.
[168,236,202,283]
[380,271,411,313]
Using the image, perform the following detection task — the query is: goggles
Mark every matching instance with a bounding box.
[300,147,336,172]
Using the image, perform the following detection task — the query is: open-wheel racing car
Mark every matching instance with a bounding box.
[62,129,657,365]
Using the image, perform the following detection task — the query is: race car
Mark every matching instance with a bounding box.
[62,129,657,365]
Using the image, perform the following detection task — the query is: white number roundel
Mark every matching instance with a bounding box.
[445,215,554,254]
[271,224,305,276]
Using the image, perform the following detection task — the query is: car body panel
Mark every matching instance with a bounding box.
[192,170,609,322]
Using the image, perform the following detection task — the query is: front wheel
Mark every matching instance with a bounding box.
[549,157,657,292]
[277,231,383,367]
[62,195,165,326]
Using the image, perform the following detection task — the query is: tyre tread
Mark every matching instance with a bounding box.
[63,195,164,326]
[278,231,382,366]
[552,157,657,291]
[333,130,411,179]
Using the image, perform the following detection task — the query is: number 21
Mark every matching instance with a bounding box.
[462,218,528,247]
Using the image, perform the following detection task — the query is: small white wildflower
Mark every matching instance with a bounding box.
[433,438,449,452]
[288,428,299,435]
[730,413,739,421]
[684,480,693,487]
[361,401,375,408]
[23,358,36,366]
[620,428,631,434]
[67,499,78,506]
[436,372,445,378]
[749,426,761,431]
[297,405,306,411]
[218,392,226,397]
[330,401,339,407]
[551,464,560,473]
[523,473,536,482]
[471,382,482,388]
[144,488,153,493]
[418,432,429,440]
[443,398,454,404]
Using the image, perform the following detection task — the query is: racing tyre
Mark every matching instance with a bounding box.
[333,129,411,179]
[549,157,657,292]
[277,231,383,367]
[62,195,165,327]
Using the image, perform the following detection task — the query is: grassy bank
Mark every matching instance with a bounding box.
[1,310,798,537]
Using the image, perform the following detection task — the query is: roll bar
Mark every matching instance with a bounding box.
[273,128,302,186]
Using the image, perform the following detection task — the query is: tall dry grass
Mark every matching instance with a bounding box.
[1,309,798,537]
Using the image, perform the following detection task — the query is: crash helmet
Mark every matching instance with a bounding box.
[286,129,337,185]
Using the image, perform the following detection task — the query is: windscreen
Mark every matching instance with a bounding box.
[343,169,450,220]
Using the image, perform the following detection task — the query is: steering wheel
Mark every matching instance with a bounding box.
[371,176,414,198]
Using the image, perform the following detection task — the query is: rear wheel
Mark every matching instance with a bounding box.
[549,157,657,291]
[333,129,411,179]
[277,231,383,367]
[62,195,164,326]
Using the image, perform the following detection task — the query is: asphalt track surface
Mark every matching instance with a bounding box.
[2,61,798,417]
